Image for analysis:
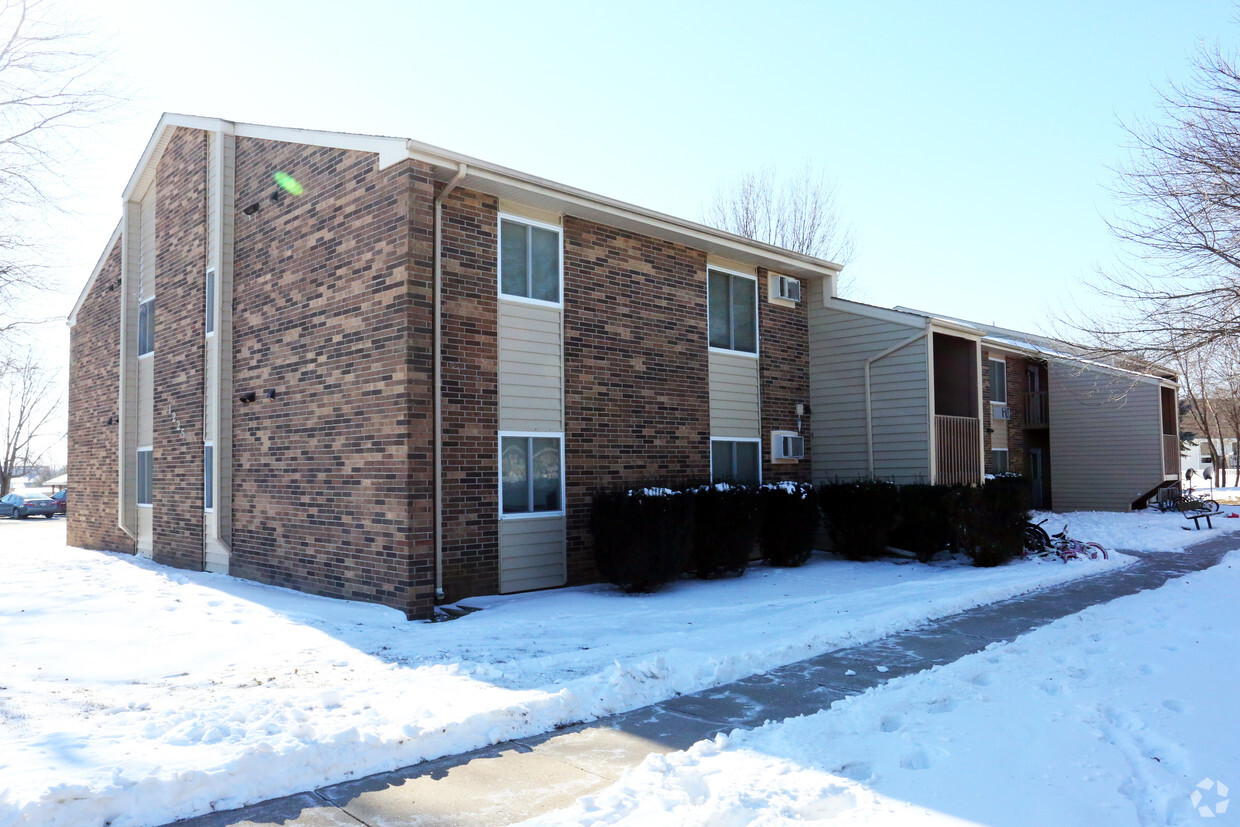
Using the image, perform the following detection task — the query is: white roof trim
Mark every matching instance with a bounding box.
[826,297,983,337]
[68,220,122,327]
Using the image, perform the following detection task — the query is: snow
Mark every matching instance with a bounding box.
[535,552,1240,827]
[1031,506,1240,552]
[1,510,1235,826]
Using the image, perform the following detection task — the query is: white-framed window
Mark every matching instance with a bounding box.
[138,297,155,357]
[711,438,762,485]
[708,268,758,354]
[137,447,153,506]
[204,442,214,512]
[499,215,562,306]
[499,432,564,517]
[205,268,216,337]
[991,449,1010,474]
[771,430,805,461]
[988,358,1007,404]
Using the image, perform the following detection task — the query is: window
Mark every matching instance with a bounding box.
[205,269,216,336]
[991,449,1009,474]
[500,434,563,516]
[711,439,761,485]
[138,297,155,356]
[137,447,153,506]
[499,217,561,304]
[709,269,757,353]
[988,359,1007,404]
[204,443,214,512]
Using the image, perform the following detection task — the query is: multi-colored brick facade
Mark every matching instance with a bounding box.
[67,238,134,555]
[68,119,829,619]
[982,347,1033,476]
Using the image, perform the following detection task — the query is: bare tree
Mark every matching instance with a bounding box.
[0,353,60,496]
[0,0,110,337]
[1077,42,1240,361]
[704,162,857,266]
[1176,343,1229,482]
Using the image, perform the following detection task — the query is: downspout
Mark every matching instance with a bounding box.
[864,323,931,478]
[433,163,467,602]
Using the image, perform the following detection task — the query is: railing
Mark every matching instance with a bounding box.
[1026,391,1049,428]
[1164,434,1180,478]
[935,415,982,486]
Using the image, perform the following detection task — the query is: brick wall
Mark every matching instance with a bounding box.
[67,238,134,554]
[982,348,1029,475]
[563,217,712,585]
[229,137,433,617]
[758,267,812,484]
[152,127,207,570]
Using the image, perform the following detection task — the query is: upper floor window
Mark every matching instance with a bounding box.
[205,269,216,337]
[138,297,155,356]
[500,216,561,304]
[988,358,1007,404]
[708,268,757,353]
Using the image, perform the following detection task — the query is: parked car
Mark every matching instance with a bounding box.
[0,492,57,519]
[51,488,67,516]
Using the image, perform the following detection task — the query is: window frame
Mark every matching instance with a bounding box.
[710,437,763,485]
[991,448,1010,474]
[204,442,214,513]
[707,266,759,356]
[497,431,566,520]
[137,446,153,507]
[988,358,1007,405]
[205,268,216,338]
[138,296,155,358]
[497,213,564,308]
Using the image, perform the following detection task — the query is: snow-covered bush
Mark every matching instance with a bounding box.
[690,484,764,578]
[759,482,819,567]
[590,487,695,592]
[817,480,899,561]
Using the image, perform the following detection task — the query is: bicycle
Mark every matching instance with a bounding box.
[1024,519,1107,562]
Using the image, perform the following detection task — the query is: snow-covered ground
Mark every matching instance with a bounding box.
[0,510,1232,827]
[537,551,1240,827]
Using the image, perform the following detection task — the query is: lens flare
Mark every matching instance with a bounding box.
[273,171,304,196]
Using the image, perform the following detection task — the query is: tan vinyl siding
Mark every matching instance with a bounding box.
[137,506,153,557]
[709,351,760,438]
[498,300,563,432]
[139,187,157,298]
[499,516,566,593]
[807,281,931,484]
[1048,362,1164,511]
[118,203,142,536]
[138,357,154,446]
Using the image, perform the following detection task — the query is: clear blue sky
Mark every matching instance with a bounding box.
[50,0,1239,336]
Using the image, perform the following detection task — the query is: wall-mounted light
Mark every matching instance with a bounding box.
[239,391,257,404]
[241,203,261,218]
[265,388,277,400]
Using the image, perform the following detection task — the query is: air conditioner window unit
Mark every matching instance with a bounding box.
[777,434,805,459]
[993,406,1011,421]
[777,275,802,302]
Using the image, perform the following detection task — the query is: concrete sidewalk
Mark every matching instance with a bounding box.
[172,535,1240,827]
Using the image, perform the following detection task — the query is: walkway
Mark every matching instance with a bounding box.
[173,534,1240,826]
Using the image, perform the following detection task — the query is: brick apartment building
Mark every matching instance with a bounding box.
[68,114,839,619]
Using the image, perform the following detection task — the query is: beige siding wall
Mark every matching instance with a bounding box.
[498,517,567,593]
[808,282,931,484]
[709,351,760,438]
[139,187,157,298]
[136,185,156,556]
[1048,362,1163,511]
[498,300,563,432]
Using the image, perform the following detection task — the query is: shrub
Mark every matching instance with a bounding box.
[590,487,695,592]
[889,484,961,563]
[958,477,1031,567]
[818,480,899,561]
[760,482,820,567]
[690,484,764,578]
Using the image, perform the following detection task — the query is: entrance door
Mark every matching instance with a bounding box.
[1029,448,1044,509]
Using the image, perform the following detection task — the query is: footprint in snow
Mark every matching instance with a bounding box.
[837,761,873,782]
[900,750,933,770]
[1162,699,1187,714]
[880,715,903,732]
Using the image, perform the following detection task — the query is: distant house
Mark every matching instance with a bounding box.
[808,298,1180,511]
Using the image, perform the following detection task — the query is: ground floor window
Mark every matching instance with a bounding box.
[991,448,1009,475]
[500,433,563,516]
[204,443,214,512]
[137,447,153,506]
[711,438,761,485]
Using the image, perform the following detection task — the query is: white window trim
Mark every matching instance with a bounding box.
[988,358,1007,405]
[709,436,764,484]
[497,213,564,309]
[205,268,216,339]
[707,266,760,357]
[137,445,153,508]
[138,296,155,359]
[204,441,215,513]
[498,431,566,520]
